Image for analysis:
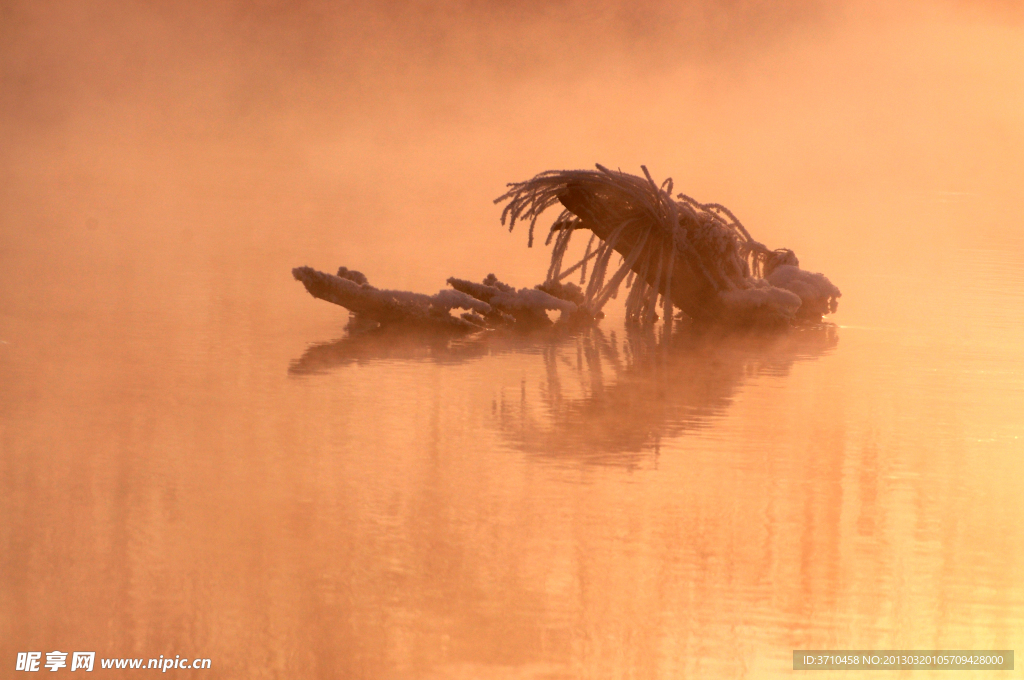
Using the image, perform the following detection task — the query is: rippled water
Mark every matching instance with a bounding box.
[3,3,1024,678]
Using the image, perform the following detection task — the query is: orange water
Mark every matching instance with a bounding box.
[2,3,1023,678]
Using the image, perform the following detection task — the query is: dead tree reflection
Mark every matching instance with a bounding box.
[289,325,495,375]
[496,324,839,465]
[290,323,838,466]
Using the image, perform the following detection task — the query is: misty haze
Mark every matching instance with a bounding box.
[2,1,1023,678]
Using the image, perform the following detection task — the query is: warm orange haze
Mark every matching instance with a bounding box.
[1,1,1023,678]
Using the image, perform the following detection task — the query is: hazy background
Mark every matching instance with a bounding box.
[2,1,1023,678]
[3,0,1022,294]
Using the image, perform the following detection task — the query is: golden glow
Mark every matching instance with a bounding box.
[2,2,1022,677]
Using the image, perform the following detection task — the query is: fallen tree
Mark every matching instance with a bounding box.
[292,267,590,333]
[293,165,840,331]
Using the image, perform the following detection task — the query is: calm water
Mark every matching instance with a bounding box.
[2,199,1022,678]
[3,3,1024,679]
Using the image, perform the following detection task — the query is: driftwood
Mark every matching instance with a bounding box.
[294,166,840,331]
[292,266,590,333]
[497,166,841,327]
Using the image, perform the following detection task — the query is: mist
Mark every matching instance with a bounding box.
[3,3,1024,678]
[4,1,1021,303]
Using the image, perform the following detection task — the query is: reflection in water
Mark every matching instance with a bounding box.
[274,315,1022,677]
[497,325,838,464]
[274,318,1021,679]
[292,323,838,464]
[289,326,494,374]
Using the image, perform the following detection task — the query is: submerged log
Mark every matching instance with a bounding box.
[294,165,840,331]
[292,266,480,332]
[292,266,589,332]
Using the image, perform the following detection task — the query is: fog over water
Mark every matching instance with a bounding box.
[2,1,1023,678]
